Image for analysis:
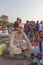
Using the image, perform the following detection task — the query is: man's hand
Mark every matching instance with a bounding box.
[25,48,33,54]
[9,47,14,57]
[28,48,33,54]
[28,41,33,54]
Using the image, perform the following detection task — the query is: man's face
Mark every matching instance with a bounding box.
[18,27,24,33]
[39,31,43,39]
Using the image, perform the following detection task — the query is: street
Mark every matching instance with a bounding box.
[0,57,30,65]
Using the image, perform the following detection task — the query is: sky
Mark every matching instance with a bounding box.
[0,0,43,23]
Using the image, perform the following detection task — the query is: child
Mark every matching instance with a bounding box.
[30,38,39,56]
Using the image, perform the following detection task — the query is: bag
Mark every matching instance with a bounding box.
[0,44,6,56]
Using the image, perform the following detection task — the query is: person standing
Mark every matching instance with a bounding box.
[24,20,30,35]
[38,25,43,65]
[14,17,19,31]
[35,21,39,40]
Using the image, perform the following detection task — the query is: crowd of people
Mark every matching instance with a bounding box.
[13,18,43,64]
[0,17,43,64]
[14,18,43,40]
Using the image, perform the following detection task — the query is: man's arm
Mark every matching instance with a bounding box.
[23,32,32,53]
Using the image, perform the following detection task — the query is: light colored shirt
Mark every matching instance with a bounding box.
[10,31,29,46]
[39,24,43,31]
[9,31,30,54]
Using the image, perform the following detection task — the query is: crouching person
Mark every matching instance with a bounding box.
[3,24,32,60]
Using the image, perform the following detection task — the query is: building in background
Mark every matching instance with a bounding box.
[0,15,8,25]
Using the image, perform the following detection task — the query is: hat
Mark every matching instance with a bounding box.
[19,24,24,28]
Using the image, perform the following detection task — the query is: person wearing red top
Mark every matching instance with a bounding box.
[32,40,38,47]
[30,38,39,56]
[14,18,19,31]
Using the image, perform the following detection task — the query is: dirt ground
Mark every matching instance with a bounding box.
[0,57,31,65]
